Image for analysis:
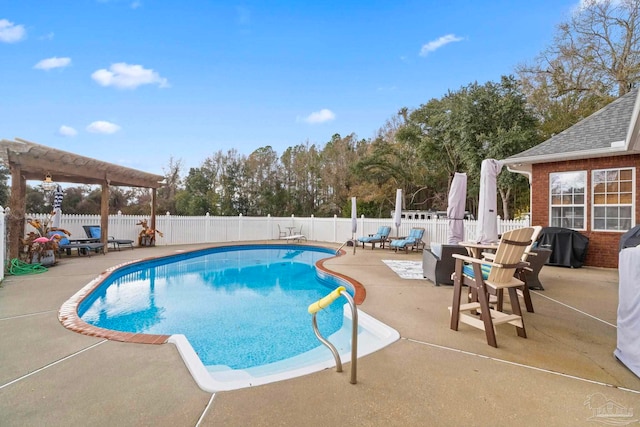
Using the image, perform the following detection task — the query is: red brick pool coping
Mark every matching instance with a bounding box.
[58,245,366,345]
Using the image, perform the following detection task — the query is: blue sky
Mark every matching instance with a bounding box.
[1,0,580,176]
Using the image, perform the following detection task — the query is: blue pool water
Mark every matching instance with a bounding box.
[78,245,346,370]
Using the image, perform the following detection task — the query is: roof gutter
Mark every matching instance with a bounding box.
[504,145,632,169]
[506,165,533,223]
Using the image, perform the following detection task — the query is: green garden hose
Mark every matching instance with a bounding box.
[8,258,48,275]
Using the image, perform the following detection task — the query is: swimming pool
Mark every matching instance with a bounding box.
[62,244,399,391]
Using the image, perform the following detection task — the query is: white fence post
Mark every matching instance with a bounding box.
[310,214,314,241]
[165,212,172,245]
[0,206,5,281]
[205,212,210,242]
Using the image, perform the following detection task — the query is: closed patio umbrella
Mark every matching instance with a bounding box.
[447,172,467,244]
[52,184,64,228]
[394,189,402,238]
[476,159,504,244]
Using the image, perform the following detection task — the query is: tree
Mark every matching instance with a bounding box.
[26,186,48,214]
[60,186,90,214]
[456,77,541,218]
[109,187,129,213]
[157,157,183,214]
[0,165,10,208]
[317,134,361,216]
[395,94,466,211]
[244,146,285,216]
[394,77,540,219]
[518,0,639,137]
[75,187,102,214]
[175,167,218,215]
[280,142,322,216]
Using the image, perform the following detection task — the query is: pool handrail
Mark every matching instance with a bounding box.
[308,286,358,384]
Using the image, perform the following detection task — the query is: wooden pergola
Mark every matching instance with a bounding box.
[0,138,164,260]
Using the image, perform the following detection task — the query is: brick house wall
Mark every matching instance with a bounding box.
[531,153,640,268]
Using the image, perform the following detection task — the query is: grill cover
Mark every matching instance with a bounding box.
[537,227,589,268]
[619,225,640,252]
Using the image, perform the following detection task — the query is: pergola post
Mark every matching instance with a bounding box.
[8,165,26,261]
[151,188,157,233]
[101,181,110,253]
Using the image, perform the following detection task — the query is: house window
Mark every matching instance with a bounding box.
[592,168,635,231]
[549,171,586,230]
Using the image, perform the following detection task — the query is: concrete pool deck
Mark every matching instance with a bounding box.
[1,241,639,426]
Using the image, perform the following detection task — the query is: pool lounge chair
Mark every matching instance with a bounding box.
[83,225,134,250]
[358,226,391,249]
[390,228,425,253]
[281,225,307,242]
[59,241,105,256]
[49,231,105,257]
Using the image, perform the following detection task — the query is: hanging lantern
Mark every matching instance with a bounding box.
[42,173,56,191]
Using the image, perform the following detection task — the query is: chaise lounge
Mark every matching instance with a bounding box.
[49,231,105,257]
[357,226,391,249]
[83,225,134,251]
[390,228,425,253]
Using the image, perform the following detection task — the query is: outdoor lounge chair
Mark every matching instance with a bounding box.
[83,225,134,250]
[390,228,425,253]
[49,231,105,257]
[281,225,307,242]
[358,226,391,249]
[449,227,534,347]
[59,241,105,256]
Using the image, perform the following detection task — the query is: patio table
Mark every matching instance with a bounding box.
[459,241,498,259]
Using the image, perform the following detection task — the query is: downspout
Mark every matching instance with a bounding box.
[507,166,532,226]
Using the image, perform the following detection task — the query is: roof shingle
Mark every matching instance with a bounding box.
[509,88,638,160]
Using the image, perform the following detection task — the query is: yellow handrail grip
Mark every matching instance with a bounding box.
[308,286,346,314]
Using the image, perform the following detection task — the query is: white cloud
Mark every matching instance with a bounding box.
[34,57,71,70]
[419,34,463,56]
[58,125,77,137]
[91,62,169,89]
[303,109,336,124]
[0,19,26,43]
[86,121,121,134]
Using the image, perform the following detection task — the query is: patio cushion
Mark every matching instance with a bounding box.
[430,243,443,259]
[87,226,101,239]
[462,263,491,280]
[48,230,70,245]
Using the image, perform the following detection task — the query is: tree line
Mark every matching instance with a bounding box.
[3,0,638,220]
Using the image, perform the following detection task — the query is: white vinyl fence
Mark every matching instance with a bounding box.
[0,208,530,281]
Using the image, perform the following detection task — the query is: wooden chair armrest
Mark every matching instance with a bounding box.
[482,252,496,260]
[452,253,501,268]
